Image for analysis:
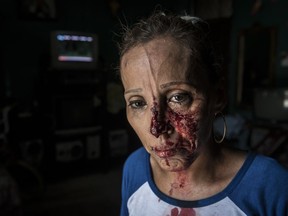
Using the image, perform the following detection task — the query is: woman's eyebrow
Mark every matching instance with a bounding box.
[160,81,192,89]
[124,88,142,95]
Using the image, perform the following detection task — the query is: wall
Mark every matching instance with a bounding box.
[229,0,288,112]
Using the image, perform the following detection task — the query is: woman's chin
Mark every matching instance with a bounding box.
[158,157,189,172]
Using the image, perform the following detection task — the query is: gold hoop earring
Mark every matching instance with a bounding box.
[213,112,227,144]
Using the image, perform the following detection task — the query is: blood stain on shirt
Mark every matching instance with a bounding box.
[170,207,196,216]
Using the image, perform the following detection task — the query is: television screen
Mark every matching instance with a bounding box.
[50,31,98,70]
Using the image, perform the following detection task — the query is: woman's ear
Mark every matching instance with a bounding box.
[213,78,228,112]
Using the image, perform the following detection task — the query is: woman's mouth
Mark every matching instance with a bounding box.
[153,147,177,158]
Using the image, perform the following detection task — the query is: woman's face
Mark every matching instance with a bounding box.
[121,37,214,171]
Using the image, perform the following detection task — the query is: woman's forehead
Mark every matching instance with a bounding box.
[121,37,191,78]
[120,37,211,96]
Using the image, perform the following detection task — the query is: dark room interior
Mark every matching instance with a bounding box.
[0,0,288,215]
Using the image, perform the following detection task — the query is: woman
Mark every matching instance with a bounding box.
[118,11,288,216]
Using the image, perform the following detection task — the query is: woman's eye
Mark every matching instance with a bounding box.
[128,100,147,109]
[168,93,191,105]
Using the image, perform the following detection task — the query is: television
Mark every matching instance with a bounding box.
[50,31,98,70]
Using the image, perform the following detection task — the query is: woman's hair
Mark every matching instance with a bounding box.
[118,11,224,87]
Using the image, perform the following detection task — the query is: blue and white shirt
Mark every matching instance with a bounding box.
[121,147,288,216]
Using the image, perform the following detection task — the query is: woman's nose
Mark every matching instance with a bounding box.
[150,119,166,138]
[150,105,173,138]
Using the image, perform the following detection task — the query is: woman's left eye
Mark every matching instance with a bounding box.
[168,93,192,105]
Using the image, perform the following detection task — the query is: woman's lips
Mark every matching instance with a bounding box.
[153,148,176,158]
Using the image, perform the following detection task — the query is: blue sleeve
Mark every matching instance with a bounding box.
[230,154,288,216]
[120,147,149,216]
[120,162,129,216]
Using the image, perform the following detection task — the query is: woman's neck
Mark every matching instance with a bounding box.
[151,146,246,200]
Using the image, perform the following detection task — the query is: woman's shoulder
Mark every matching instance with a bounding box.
[123,147,149,174]
[234,150,288,192]
[124,147,147,164]
[122,147,149,191]
[226,151,288,215]
[252,152,288,177]
[223,148,288,193]
[224,147,288,178]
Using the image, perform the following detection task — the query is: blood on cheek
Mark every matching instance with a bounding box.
[168,109,198,150]
[150,102,199,151]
